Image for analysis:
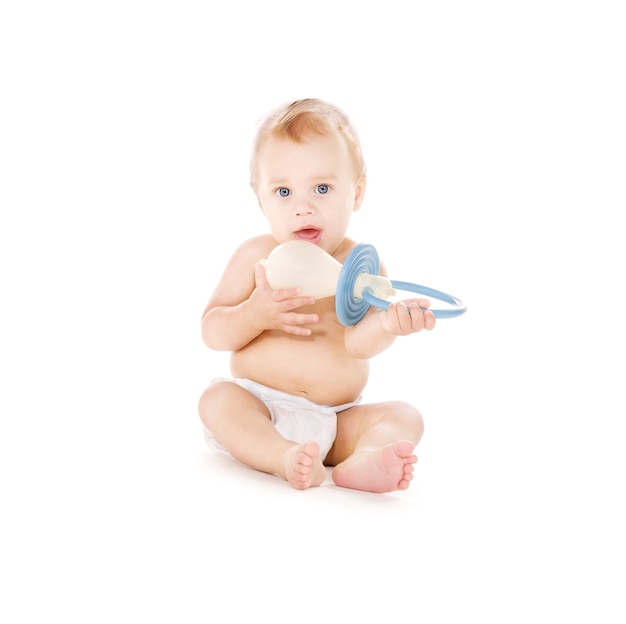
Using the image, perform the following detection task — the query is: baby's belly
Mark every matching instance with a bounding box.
[230,332,369,406]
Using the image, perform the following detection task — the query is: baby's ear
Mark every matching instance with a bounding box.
[353,175,367,212]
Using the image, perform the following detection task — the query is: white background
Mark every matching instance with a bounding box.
[1,1,624,622]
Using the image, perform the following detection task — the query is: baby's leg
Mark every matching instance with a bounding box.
[326,401,423,493]
[198,381,325,489]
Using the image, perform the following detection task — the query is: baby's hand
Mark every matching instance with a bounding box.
[249,262,319,336]
[381,299,436,335]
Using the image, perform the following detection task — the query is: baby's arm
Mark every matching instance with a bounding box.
[344,298,436,359]
[201,237,319,351]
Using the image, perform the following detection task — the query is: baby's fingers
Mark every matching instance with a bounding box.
[415,298,432,309]
[254,262,271,290]
[386,302,413,334]
[273,290,314,308]
[422,308,436,330]
[279,312,319,336]
[405,301,436,331]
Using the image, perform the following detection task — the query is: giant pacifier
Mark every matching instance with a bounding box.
[262,240,467,326]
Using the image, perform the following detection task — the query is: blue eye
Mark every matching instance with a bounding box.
[316,184,329,194]
[277,187,290,197]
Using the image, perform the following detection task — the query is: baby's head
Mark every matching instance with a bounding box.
[250,98,366,189]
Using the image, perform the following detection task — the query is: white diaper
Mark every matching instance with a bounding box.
[203,377,361,460]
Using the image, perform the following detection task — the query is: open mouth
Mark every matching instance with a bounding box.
[294,228,321,244]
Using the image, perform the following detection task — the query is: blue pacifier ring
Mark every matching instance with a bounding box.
[362,282,467,319]
[336,243,467,326]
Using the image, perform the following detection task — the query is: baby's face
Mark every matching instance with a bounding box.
[254,133,365,256]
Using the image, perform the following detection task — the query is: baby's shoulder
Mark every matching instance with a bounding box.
[232,234,279,262]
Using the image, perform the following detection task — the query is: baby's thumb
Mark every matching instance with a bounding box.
[254,260,270,290]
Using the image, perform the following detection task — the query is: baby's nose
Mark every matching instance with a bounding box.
[294,200,315,216]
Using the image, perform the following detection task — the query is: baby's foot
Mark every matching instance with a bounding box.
[283,441,326,490]
[331,440,417,493]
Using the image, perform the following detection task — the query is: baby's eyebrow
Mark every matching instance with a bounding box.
[305,174,341,184]
[267,173,339,186]
[268,178,288,186]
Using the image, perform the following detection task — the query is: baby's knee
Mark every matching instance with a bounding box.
[197,386,214,429]
[197,381,233,429]
[387,401,425,442]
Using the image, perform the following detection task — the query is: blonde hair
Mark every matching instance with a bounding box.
[250,98,366,186]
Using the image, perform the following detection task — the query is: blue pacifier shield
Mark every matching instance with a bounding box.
[336,244,380,326]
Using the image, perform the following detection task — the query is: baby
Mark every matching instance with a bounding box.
[198,98,436,492]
